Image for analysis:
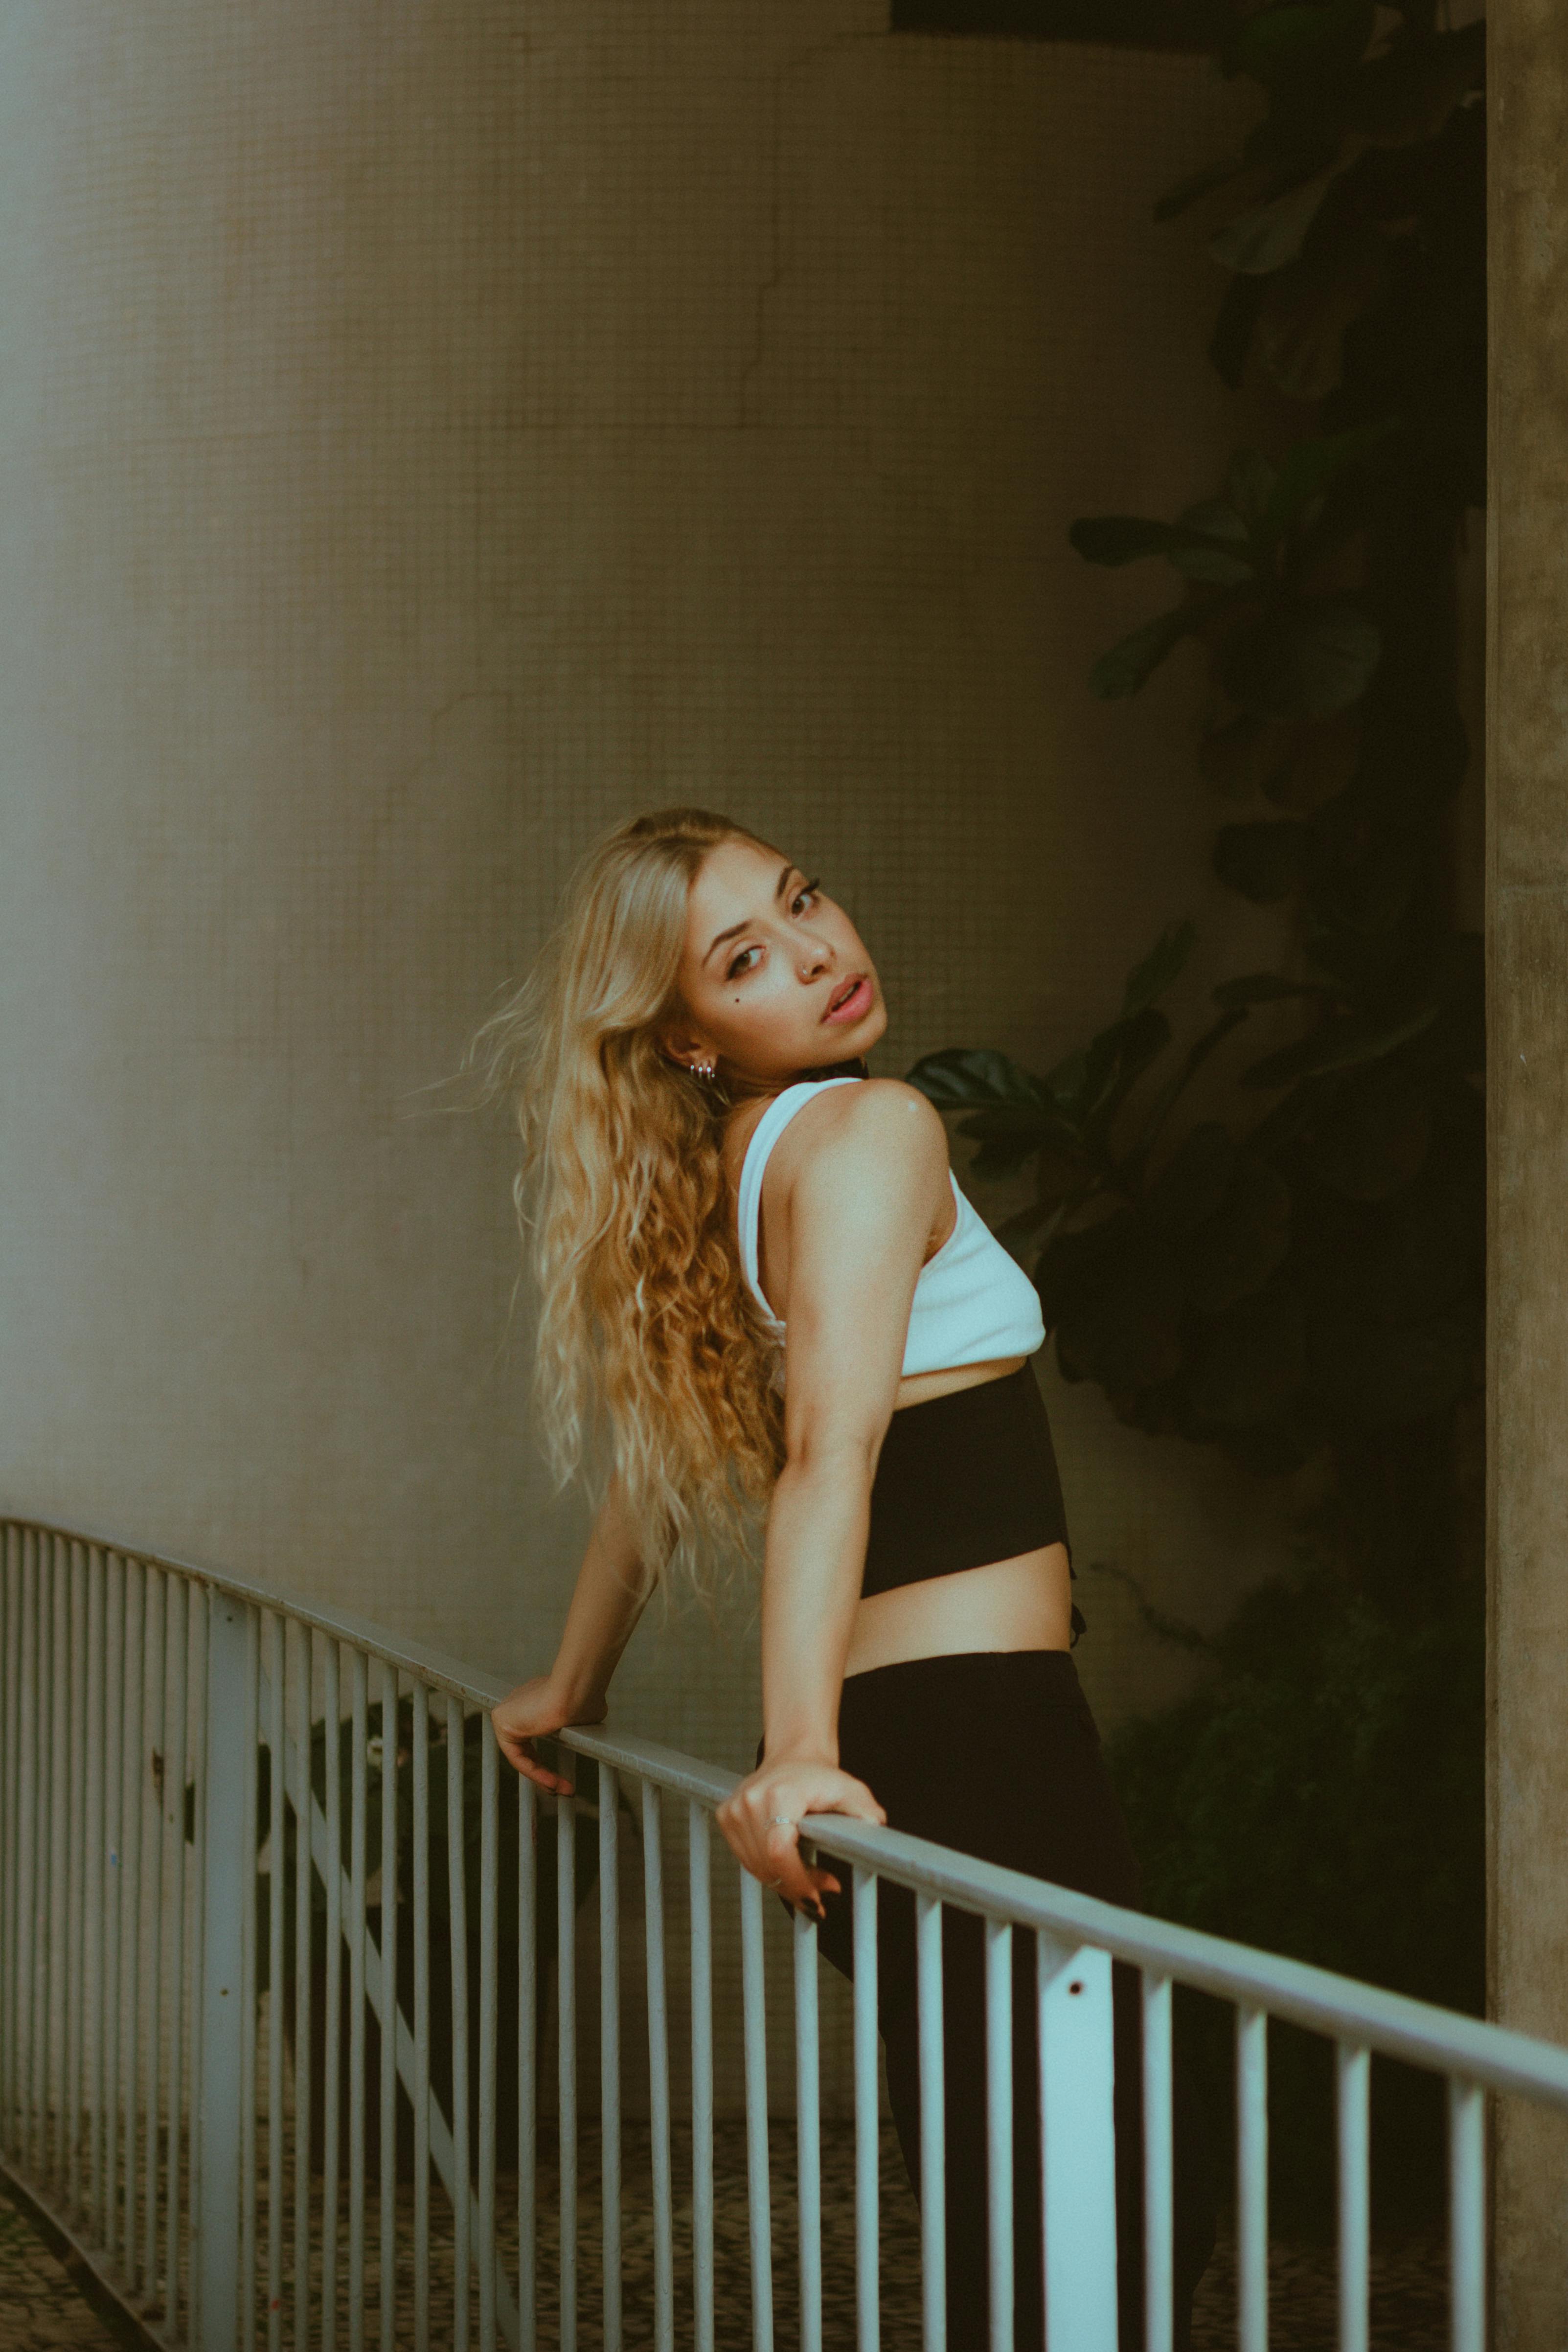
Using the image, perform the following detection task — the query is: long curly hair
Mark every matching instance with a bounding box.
[468,807,798,1611]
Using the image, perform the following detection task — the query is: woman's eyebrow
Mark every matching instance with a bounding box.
[703,862,796,965]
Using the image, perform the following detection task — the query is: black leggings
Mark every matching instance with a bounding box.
[765,1651,1215,2351]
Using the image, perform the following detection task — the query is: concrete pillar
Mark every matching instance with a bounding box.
[1488,2,1568,2338]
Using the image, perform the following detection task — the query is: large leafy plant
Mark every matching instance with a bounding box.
[910,0,1485,1618]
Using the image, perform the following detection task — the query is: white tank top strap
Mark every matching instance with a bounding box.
[736,1076,863,1326]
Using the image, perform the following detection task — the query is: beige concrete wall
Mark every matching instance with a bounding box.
[0,3,1300,2112]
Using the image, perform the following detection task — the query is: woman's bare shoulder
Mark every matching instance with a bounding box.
[772,1076,948,1189]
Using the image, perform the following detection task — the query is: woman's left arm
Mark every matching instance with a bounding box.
[714,1082,951,1915]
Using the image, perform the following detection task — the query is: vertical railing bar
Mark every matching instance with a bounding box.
[689,1802,714,2352]
[852,1865,880,2352]
[1,1528,21,2164]
[66,1543,88,2223]
[25,1524,46,2182]
[185,1584,211,2346]
[738,1868,774,2352]
[101,1553,125,2262]
[19,1533,41,2190]
[478,1726,499,2352]
[378,1662,399,2352]
[446,1695,472,2352]
[1235,2005,1268,2352]
[118,1557,145,2283]
[795,1900,823,2352]
[35,1538,54,2194]
[642,1781,673,2352]
[84,1549,107,2242]
[48,1538,68,2197]
[28,1530,47,2191]
[264,1614,285,2352]
[517,1770,537,2352]
[558,1787,578,2352]
[140,1565,167,2305]
[597,1770,620,2352]
[293,1624,316,2352]
[1448,2075,1484,2352]
[349,1649,369,2352]
[1336,2041,1371,2352]
[1142,1972,1174,2352]
[412,1687,431,2352]
[163,1577,190,2329]
[239,1608,261,2352]
[323,1639,344,2351]
[0,1528,10,2148]
[915,1891,947,2352]
[193,1591,250,2352]
[985,1916,1013,2352]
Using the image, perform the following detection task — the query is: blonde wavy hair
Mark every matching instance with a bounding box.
[467,807,794,1611]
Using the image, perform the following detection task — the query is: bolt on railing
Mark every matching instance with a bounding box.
[1,1513,1564,2352]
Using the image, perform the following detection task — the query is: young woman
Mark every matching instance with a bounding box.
[482,807,1211,2349]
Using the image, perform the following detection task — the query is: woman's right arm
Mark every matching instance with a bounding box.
[490,1471,652,1793]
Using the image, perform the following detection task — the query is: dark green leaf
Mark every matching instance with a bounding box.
[905,1047,1048,1113]
[1069,517,1180,567]
[1170,501,1256,587]
[1122,920,1199,1017]
[1241,1000,1440,1089]
[1146,1123,1236,1234]
[1255,420,1401,544]
[1214,821,1314,904]
[1045,1048,1089,1111]
[1343,22,1485,148]
[1155,148,1251,224]
[1219,598,1382,721]
[1212,972,1333,1008]
[1210,168,1342,276]
[1056,1234,1188,1392]
[955,1102,1062,1176]
[1185,1283,1308,1428]
[1226,450,1278,529]
[1209,272,1268,390]
[1035,1215,1132,1330]
[1312,1312,1471,1427]
[1089,604,1202,701]
[1312,1070,1434,1201]
[1085,1008,1173,1140]
[1221,0,1375,95]
[1183,1157,1293,1312]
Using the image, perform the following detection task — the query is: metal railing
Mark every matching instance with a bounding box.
[1,1511,1565,2352]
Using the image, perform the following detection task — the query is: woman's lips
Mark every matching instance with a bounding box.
[822,975,873,1025]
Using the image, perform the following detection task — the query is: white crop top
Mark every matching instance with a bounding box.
[736,1077,1046,1379]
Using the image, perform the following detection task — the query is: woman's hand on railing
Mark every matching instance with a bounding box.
[490,1674,607,1796]
[716,1753,886,1919]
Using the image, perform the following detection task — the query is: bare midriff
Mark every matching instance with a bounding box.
[841,1353,1074,1681]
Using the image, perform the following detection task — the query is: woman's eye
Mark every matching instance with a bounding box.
[791,878,822,915]
[726,945,761,979]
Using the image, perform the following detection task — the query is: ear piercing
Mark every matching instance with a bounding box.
[694,1056,717,1079]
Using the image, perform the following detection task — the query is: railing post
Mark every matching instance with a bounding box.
[1037,1937,1117,2352]
[197,1593,250,2350]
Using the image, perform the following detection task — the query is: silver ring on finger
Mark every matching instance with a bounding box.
[769,1815,794,1827]
[765,1876,783,1889]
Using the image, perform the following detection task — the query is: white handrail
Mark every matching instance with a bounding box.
[0,1509,1557,2352]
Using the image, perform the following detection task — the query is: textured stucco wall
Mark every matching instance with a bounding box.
[1488,0,1568,2336]
[0,3,1301,2112]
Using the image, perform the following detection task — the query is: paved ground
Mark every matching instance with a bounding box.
[0,2124,1451,2351]
[0,2200,124,2351]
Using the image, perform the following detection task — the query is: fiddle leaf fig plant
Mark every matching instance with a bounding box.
[910,0,1485,1613]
